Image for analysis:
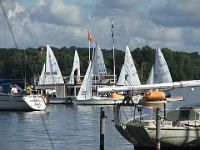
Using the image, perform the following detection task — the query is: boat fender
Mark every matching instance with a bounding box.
[145,91,166,101]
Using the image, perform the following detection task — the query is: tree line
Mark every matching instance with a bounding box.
[0,45,200,84]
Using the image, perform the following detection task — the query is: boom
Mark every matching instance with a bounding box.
[98,80,200,93]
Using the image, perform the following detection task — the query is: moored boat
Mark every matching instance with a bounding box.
[0,80,46,111]
[114,103,200,149]
[0,92,46,111]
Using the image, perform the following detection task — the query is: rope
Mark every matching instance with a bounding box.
[121,108,129,120]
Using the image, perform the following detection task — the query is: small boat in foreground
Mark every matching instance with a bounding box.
[114,103,200,149]
[98,79,200,149]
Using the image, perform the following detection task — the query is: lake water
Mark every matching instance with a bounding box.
[0,87,200,150]
[0,105,133,150]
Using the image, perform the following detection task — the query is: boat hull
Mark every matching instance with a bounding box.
[48,97,75,104]
[74,96,123,105]
[116,119,200,148]
[0,93,46,111]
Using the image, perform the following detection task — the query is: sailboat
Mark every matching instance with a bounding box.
[39,44,64,85]
[147,47,172,84]
[0,79,46,111]
[74,44,123,105]
[146,47,183,101]
[146,64,154,84]
[37,44,65,99]
[117,46,141,86]
[74,61,122,105]
[92,44,107,76]
[68,50,81,85]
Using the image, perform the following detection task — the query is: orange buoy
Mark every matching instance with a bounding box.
[111,93,124,100]
[145,91,166,101]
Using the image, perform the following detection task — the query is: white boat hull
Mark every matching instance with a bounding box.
[0,93,46,111]
[116,119,200,148]
[74,96,123,105]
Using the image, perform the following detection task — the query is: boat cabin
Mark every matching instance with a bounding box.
[178,105,200,121]
[167,104,200,127]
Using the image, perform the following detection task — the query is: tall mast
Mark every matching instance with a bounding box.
[111,19,116,83]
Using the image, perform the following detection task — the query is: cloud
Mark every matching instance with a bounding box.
[1,0,200,52]
[150,0,200,27]
[50,1,85,26]
[8,3,24,18]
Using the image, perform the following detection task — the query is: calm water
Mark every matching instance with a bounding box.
[0,105,133,150]
[0,87,200,150]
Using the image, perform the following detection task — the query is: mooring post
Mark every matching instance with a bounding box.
[156,108,161,150]
[100,107,105,150]
[163,102,166,120]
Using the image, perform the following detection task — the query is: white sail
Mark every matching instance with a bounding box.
[38,63,45,84]
[117,64,126,85]
[117,46,141,86]
[146,65,154,84]
[92,44,107,76]
[77,61,93,100]
[68,50,80,84]
[153,47,172,83]
[38,44,64,85]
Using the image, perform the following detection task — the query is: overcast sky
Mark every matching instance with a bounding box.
[0,0,200,52]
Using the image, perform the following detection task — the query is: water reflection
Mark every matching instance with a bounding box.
[0,105,133,150]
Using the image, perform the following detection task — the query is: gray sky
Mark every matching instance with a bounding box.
[0,0,200,52]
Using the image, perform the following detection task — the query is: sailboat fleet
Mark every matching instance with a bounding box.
[97,46,200,149]
[1,23,200,149]
[1,2,200,148]
[74,44,123,105]
[34,42,186,106]
[3,1,200,147]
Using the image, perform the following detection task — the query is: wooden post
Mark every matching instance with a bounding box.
[100,107,105,150]
[156,108,161,150]
[163,102,166,120]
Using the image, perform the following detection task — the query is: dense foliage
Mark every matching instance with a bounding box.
[0,46,200,84]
